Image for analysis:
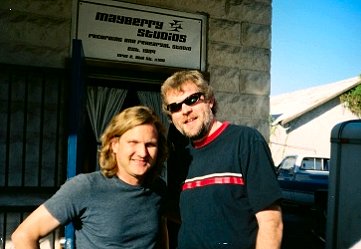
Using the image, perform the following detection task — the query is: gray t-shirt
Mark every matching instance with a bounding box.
[44,171,166,249]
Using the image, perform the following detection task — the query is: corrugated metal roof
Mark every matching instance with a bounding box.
[271,76,361,125]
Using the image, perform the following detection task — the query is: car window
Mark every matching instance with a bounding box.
[280,157,296,170]
[302,158,315,170]
[324,159,330,171]
[315,158,323,170]
[301,157,329,171]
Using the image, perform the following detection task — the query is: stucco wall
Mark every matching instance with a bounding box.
[0,0,272,137]
[270,99,358,165]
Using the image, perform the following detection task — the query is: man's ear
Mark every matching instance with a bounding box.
[209,96,215,108]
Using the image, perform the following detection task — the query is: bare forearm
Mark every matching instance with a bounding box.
[256,222,282,249]
[11,205,60,249]
[255,205,283,249]
[11,231,40,249]
[12,240,40,249]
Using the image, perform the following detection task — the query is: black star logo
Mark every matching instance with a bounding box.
[169,20,183,32]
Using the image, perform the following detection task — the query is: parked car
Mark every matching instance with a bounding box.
[276,154,330,242]
[276,155,330,206]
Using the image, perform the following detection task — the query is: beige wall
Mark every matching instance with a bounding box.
[0,0,272,137]
[270,99,358,165]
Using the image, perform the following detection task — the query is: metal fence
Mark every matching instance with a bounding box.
[0,64,68,248]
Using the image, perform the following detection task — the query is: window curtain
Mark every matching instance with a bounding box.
[136,90,169,128]
[86,86,128,143]
[137,90,170,180]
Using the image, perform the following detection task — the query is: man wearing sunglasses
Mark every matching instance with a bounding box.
[161,70,283,249]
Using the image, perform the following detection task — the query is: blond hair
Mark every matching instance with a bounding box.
[98,106,168,182]
[161,70,217,116]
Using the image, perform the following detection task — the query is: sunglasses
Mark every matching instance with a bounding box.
[166,92,204,113]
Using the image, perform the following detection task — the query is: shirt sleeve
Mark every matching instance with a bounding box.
[44,174,91,225]
[243,129,282,213]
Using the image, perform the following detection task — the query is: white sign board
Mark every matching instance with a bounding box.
[76,0,207,71]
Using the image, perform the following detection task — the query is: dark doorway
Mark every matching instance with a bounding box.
[82,76,163,173]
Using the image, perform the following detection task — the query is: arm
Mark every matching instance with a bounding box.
[255,204,283,249]
[11,204,61,249]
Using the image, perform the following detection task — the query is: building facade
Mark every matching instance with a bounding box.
[0,0,272,248]
[270,77,360,165]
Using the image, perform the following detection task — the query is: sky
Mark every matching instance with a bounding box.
[271,0,361,96]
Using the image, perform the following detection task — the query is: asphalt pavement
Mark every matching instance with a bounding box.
[281,203,325,249]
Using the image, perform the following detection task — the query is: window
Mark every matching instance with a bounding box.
[302,158,316,170]
[301,158,329,171]
[280,157,296,170]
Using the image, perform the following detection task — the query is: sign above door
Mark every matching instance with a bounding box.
[75,0,208,71]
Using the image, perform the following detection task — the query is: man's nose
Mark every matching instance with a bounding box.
[137,144,149,157]
[181,103,192,113]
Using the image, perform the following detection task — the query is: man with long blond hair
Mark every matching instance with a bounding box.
[12,106,169,249]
